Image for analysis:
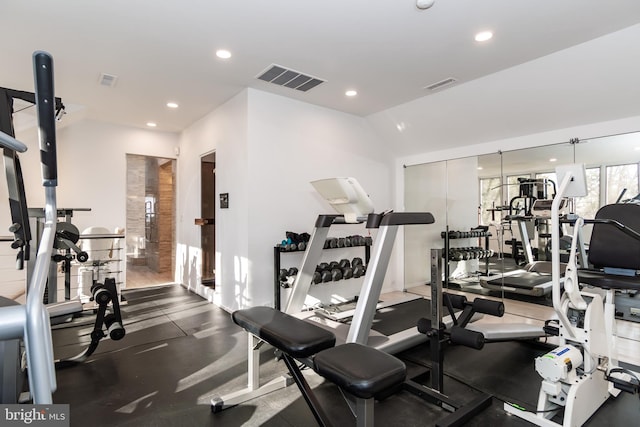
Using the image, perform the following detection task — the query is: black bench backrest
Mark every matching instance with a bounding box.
[232,306,336,358]
[588,203,640,270]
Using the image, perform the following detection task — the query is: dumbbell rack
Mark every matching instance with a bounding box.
[441,227,492,288]
[273,237,371,310]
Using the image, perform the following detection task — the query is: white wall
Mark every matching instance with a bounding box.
[175,90,249,308]
[176,88,395,312]
[0,119,178,299]
[1,119,178,234]
[245,89,394,310]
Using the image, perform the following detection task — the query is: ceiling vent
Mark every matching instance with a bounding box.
[98,73,118,88]
[424,77,457,91]
[256,64,324,92]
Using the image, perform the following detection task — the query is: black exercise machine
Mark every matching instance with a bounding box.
[0,58,125,389]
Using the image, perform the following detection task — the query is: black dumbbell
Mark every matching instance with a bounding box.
[352,257,363,267]
[317,262,329,272]
[353,264,366,278]
[344,237,352,247]
[297,241,306,251]
[339,259,351,269]
[312,271,322,284]
[342,267,353,279]
[329,261,340,270]
[321,270,332,283]
[279,269,288,281]
[337,237,346,248]
[351,235,365,246]
[287,267,299,277]
[331,268,343,281]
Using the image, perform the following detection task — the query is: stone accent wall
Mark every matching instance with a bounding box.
[126,154,175,274]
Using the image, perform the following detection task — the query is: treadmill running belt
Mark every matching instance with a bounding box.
[486,272,552,290]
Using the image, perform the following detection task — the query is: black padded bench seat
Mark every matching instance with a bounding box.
[232,306,335,358]
[231,306,407,426]
[314,343,406,399]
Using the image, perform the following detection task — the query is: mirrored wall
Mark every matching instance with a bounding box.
[404,131,640,320]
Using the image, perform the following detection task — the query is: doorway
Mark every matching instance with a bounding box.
[198,152,216,287]
[125,154,176,288]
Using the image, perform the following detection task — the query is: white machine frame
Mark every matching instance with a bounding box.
[504,163,636,426]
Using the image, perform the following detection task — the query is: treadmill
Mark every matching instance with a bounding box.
[481,197,581,297]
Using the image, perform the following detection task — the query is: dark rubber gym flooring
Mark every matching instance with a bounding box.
[51,285,639,426]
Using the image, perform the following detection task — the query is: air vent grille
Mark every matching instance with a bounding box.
[425,77,457,91]
[98,73,118,87]
[256,64,324,92]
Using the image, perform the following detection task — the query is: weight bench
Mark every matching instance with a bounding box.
[231,306,406,426]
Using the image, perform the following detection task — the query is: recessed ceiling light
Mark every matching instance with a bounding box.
[146,122,157,128]
[216,49,232,59]
[345,90,358,97]
[474,31,493,42]
[166,102,179,109]
[549,158,557,162]
[635,147,640,151]
[477,167,483,170]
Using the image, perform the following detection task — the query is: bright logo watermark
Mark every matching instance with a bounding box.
[1,405,69,426]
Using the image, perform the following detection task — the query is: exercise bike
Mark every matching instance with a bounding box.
[504,164,640,426]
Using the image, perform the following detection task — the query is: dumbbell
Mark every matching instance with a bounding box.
[339,259,351,269]
[344,236,352,247]
[279,269,288,282]
[353,264,366,278]
[350,235,366,246]
[337,237,346,248]
[287,267,299,277]
[342,266,354,279]
[312,271,322,284]
[317,262,330,271]
[321,269,332,283]
[352,257,363,267]
[364,236,373,246]
[329,261,340,270]
[331,268,343,281]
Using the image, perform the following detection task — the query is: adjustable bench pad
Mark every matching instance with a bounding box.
[232,306,407,399]
[232,306,336,358]
[314,343,407,399]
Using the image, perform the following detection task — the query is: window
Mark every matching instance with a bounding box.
[606,163,639,204]
[479,177,502,225]
[575,167,600,219]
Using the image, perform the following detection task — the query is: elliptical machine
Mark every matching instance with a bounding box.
[504,163,640,426]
